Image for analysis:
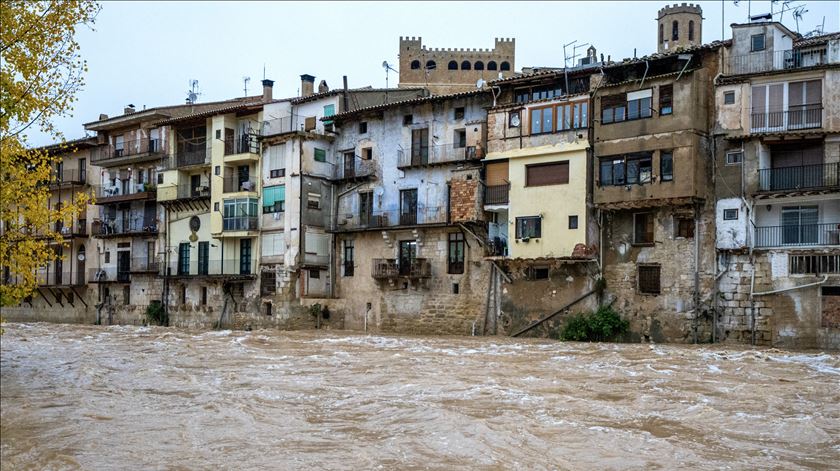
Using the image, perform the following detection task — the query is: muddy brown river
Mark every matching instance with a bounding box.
[1,323,838,470]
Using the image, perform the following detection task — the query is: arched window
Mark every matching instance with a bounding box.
[461,60,472,70]
[410,60,421,70]
[659,23,664,43]
[487,61,498,70]
[500,61,511,71]
[448,60,458,70]
[688,20,695,41]
[425,60,436,70]
[672,20,679,41]
[474,61,484,70]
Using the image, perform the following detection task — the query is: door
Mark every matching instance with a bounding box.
[782,206,819,245]
[359,192,373,226]
[79,158,86,183]
[224,128,235,154]
[238,165,249,190]
[117,251,130,282]
[399,240,417,277]
[411,128,429,165]
[143,201,156,230]
[240,239,252,275]
[344,152,355,179]
[54,246,63,285]
[120,206,130,233]
[191,174,201,197]
[198,241,209,275]
[77,245,86,284]
[400,189,418,225]
[146,241,155,272]
[178,242,190,275]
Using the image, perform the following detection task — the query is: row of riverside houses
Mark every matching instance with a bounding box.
[3,3,838,348]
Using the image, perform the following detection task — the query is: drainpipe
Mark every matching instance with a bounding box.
[693,202,700,344]
[329,182,335,299]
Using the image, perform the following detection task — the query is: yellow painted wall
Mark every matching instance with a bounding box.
[506,142,588,259]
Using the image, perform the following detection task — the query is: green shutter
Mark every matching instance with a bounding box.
[314,148,326,162]
[323,104,335,125]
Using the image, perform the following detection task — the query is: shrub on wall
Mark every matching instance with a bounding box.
[559,306,628,342]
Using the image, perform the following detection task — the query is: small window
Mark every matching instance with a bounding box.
[215,165,221,176]
[410,60,421,70]
[270,169,286,178]
[314,148,326,162]
[526,161,569,186]
[688,20,695,41]
[157,173,163,184]
[634,213,654,245]
[180,285,186,304]
[723,91,735,105]
[660,23,664,43]
[725,151,743,165]
[448,60,458,70]
[452,283,460,294]
[104,251,110,263]
[448,232,465,274]
[123,286,130,305]
[200,286,207,305]
[214,202,219,211]
[461,61,472,70]
[343,240,354,277]
[454,129,467,148]
[675,217,694,238]
[660,151,673,182]
[672,20,679,41]
[359,122,368,134]
[362,148,373,160]
[307,194,321,210]
[403,114,413,126]
[516,216,541,239]
[659,84,673,116]
[723,208,739,220]
[751,34,765,52]
[310,268,320,279]
[527,267,550,280]
[454,107,465,120]
[638,264,661,295]
[568,215,578,229]
[265,302,273,316]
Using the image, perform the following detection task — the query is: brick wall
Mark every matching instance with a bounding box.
[450,177,481,223]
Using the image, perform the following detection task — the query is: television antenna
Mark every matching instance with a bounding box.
[382,60,398,89]
[243,76,251,96]
[186,79,201,104]
[562,40,588,97]
[476,79,501,107]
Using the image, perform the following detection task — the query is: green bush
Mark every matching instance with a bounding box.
[145,302,167,326]
[559,306,628,342]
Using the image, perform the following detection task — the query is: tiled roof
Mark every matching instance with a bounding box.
[794,32,840,48]
[604,40,730,69]
[323,88,490,122]
[152,97,267,126]
[290,87,426,105]
[85,95,268,129]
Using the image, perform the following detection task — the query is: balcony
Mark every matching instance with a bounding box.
[37,270,85,287]
[92,137,165,167]
[331,206,447,232]
[89,267,131,284]
[751,106,822,133]
[725,47,829,75]
[161,259,257,278]
[758,163,839,193]
[484,183,510,205]
[93,218,157,238]
[755,222,840,248]
[222,216,258,232]
[92,183,156,205]
[222,176,257,194]
[262,115,312,136]
[397,144,482,169]
[35,220,88,240]
[49,169,87,187]
[333,156,376,182]
[371,258,432,280]
[129,257,160,274]
[175,183,211,200]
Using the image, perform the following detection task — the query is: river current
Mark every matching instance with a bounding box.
[1,322,838,470]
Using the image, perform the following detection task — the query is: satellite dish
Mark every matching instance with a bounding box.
[382,61,389,69]
[476,79,486,89]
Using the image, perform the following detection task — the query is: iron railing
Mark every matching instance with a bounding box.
[725,47,829,75]
[36,269,86,286]
[262,115,313,135]
[758,162,839,192]
[173,182,211,199]
[48,220,87,237]
[94,218,157,237]
[224,133,259,155]
[397,144,482,168]
[222,216,258,231]
[89,267,130,283]
[91,183,156,202]
[160,143,210,169]
[161,259,258,277]
[334,156,376,180]
[484,183,510,205]
[50,168,87,185]
[750,106,822,132]
[130,257,160,273]
[371,258,431,279]
[332,206,447,231]
[222,177,257,193]
[92,137,164,163]
[755,222,840,248]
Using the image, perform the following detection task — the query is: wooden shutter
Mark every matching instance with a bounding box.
[485,161,509,186]
[526,161,569,186]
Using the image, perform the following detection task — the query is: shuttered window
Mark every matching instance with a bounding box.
[485,161,509,186]
[659,84,673,115]
[262,185,285,213]
[261,233,286,257]
[525,161,569,187]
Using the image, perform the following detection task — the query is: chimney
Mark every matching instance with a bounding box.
[99,113,109,121]
[124,104,135,114]
[262,79,274,101]
[300,74,315,97]
[318,80,329,94]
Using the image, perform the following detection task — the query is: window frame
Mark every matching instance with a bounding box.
[723,91,736,105]
[633,212,655,246]
[515,216,542,240]
[723,208,739,220]
[675,216,695,239]
[659,84,673,116]
[725,150,743,166]
[751,33,766,52]
[529,105,554,135]
[568,215,579,229]
[660,151,673,182]
[638,264,662,295]
[447,232,465,274]
[343,239,354,277]
[313,148,326,162]
[525,161,570,187]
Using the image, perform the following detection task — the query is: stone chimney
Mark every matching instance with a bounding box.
[99,113,109,121]
[318,80,329,94]
[300,74,315,97]
[262,79,274,101]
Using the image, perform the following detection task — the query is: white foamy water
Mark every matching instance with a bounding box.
[2,322,839,470]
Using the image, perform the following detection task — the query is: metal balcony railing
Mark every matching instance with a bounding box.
[224,133,259,156]
[36,270,86,286]
[92,137,164,163]
[334,157,376,180]
[755,222,840,248]
[50,169,87,185]
[725,47,829,75]
[262,115,314,135]
[222,216,258,231]
[161,259,258,277]
[484,183,510,205]
[222,177,257,193]
[94,218,157,237]
[172,183,211,199]
[332,206,447,231]
[51,220,87,237]
[159,142,210,170]
[397,144,482,168]
[91,183,156,202]
[130,257,160,273]
[758,162,839,192]
[371,258,431,279]
[89,267,130,283]
[750,106,822,132]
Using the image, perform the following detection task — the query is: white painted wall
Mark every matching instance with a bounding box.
[716,198,748,249]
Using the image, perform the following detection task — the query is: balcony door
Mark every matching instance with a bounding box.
[411,128,429,165]
[400,189,418,226]
[198,241,209,275]
[54,246,63,285]
[359,192,373,226]
[788,80,821,129]
[782,206,818,245]
[770,145,824,190]
[240,239,252,275]
[344,152,355,179]
[238,166,250,190]
[398,240,417,277]
[191,174,202,197]
[178,242,190,275]
[751,83,784,130]
[77,245,86,284]
[117,250,130,282]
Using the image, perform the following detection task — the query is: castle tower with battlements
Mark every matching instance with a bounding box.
[398,37,516,95]
[657,3,702,53]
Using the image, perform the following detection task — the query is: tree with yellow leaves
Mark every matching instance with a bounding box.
[1,0,100,306]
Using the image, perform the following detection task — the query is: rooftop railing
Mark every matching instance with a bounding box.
[725,47,829,75]
[262,115,314,136]
[50,169,87,185]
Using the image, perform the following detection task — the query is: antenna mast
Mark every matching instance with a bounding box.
[243,76,251,96]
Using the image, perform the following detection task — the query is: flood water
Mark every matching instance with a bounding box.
[1,323,839,470]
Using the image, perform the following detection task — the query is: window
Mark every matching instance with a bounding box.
[310,268,320,279]
[267,144,284,177]
[790,255,840,275]
[659,23,664,44]
[601,94,626,124]
[410,128,429,164]
[123,286,130,305]
[454,129,466,148]
[270,169,285,178]
[527,267,550,280]
[214,202,219,212]
[452,283,460,294]
[724,91,735,105]
[200,287,207,306]
[526,161,569,186]
[362,148,373,160]
[222,197,258,230]
[487,61,497,71]
[448,232,465,274]
[568,215,579,229]
[500,62,511,71]
[261,233,286,258]
[114,135,125,156]
[675,217,694,238]
[265,301,273,316]
[454,107,465,120]
[781,206,818,245]
[516,216,541,239]
[638,264,661,295]
[411,60,421,70]
[343,240,354,276]
[627,89,653,120]
[104,251,110,263]
[688,20,694,41]
[660,151,673,182]
[556,101,588,130]
[723,208,739,220]
[359,122,368,134]
[313,148,326,162]
[659,85,673,115]
[633,213,654,245]
[474,61,484,70]
[307,193,321,210]
[359,192,373,225]
[725,150,742,165]
[751,33,765,52]
[425,60,436,70]
[461,61,471,70]
[672,20,679,41]
[403,114,413,126]
[323,104,335,124]
[448,60,458,70]
[261,270,276,295]
[530,107,553,134]
[599,152,653,186]
[177,243,190,275]
[263,186,285,213]
[157,173,163,184]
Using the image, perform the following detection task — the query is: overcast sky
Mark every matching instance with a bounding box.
[33,0,839,145]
